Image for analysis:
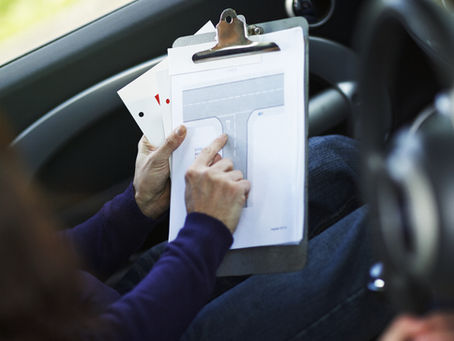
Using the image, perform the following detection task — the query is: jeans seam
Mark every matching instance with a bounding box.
[286,287,366,341]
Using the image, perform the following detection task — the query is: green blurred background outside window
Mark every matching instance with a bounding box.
[0,0,134,65]
[1,0,452,67]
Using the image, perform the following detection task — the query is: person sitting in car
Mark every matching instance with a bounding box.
[2,119,450,341]
[0,120,393,340]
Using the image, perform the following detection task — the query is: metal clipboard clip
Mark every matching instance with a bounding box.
[192,8,280,63]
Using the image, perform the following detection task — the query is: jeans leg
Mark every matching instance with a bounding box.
[114,242,167,295]
[307,135,362,238]
[181,207,395,341]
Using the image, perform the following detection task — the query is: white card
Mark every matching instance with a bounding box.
[118,60,170,146]
[118,21,216,147]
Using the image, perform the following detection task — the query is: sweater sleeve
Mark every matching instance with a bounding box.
[99,212,233,341]
[64,183,157,279]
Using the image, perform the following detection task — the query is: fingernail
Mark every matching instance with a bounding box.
[177,125,186,136]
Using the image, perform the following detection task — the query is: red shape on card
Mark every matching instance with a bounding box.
[155,94,161,106]
[166,98,170,104]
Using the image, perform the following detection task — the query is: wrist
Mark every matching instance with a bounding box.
[186,208,236,234]
[185,212,233,241]
[134,187,168,220]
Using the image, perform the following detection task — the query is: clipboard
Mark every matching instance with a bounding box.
[171,9,309,276]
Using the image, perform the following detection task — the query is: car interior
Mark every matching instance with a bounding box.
[0,0,452,307]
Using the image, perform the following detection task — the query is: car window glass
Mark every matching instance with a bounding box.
[434,0,454,11]
[0,0,135,66]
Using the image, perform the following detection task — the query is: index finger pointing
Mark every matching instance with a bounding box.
[196,134,228,166]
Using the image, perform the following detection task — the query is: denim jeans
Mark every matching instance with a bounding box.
[116,135,395,340]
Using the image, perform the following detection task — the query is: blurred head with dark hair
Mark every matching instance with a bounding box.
[0,118,94,340]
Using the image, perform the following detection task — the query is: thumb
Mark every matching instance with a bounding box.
[138,135,157,154]
[155,125,187,160]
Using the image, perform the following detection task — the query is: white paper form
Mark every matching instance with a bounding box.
[168,27,306,249]
[117,21,215,146]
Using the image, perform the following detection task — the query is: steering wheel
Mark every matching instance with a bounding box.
[358,0,454,311]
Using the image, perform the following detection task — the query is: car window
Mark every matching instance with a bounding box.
[434,0,454,11]
[0,0,135,66]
